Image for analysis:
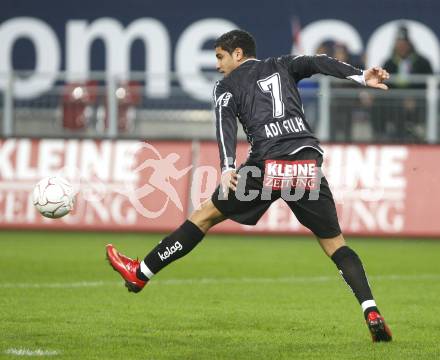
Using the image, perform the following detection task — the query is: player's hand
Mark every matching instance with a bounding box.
[221,169,241,197]
[364,67,390,90]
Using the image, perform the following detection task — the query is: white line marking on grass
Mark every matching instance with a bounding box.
[0,274,439,289]
[154,273,440,285]
[5,348,59,356]
[0,281,108,289]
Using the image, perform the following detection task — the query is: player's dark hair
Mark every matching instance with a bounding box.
[215,30,256,58]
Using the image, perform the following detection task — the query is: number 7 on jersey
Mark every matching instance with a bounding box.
[257,72,285,118]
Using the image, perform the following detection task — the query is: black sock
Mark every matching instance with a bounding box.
[136,220,205,281]
[331,246,379,319]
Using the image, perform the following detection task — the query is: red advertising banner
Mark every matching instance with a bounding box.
[0,138,439,237]
[0,139,191,231]
[206,143,440,237]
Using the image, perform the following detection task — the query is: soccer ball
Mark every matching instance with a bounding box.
[33,176,75,219]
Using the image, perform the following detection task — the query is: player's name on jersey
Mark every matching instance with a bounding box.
[264,117,306,138]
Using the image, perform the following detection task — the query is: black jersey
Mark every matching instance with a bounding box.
[213,54,365,172]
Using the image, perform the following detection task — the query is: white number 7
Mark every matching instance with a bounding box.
[257,73,285,118]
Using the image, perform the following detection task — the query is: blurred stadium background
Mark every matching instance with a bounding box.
[1,1,440,359]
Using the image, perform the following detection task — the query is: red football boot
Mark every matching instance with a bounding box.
[366,311,392,342]
[106,244,147,293]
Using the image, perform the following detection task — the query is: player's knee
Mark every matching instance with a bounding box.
[189,200,224,232]
[318,233,346,257]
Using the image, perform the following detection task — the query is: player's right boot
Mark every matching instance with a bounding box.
[366,311,392,342]
[106,244,147,293]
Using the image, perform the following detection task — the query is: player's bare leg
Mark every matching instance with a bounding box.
[318,233,392,342]
[188,198,227,233]
[106,199,225,293]
[317,233,346,257]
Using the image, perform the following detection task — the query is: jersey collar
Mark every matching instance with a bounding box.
[241,58,261,65]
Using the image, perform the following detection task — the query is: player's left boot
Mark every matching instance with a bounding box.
[106,244,147,293]
[366,311,392,342]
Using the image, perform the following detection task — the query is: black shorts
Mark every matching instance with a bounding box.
[211,149,341,238]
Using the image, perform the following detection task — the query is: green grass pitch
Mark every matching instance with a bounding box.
[1,231,440,359]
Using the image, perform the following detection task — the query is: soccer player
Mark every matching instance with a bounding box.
[107,30,392,342]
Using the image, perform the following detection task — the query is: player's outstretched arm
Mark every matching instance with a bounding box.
[364,67,390,90]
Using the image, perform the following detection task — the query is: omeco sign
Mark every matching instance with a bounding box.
[0,138,439,237]
[0,17,439,100]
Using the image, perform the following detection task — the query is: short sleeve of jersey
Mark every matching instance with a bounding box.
[213,80,238,172]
